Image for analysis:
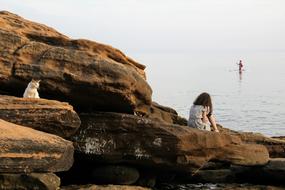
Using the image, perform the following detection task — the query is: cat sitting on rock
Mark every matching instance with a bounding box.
[23,79,41,98]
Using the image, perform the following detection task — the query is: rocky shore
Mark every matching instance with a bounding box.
[0,11,285,189]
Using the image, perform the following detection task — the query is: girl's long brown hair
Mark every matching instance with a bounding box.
[193,92,213,116]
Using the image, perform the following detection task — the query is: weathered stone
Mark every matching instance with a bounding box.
[188,169,235,183]
[230,158,285,185]
[140,102,187,125]
[72,112,269,173]
[201,161,230,170]
[177,159,285,185]
[92,165,140,185]
[0,173,60,190]
[0,119,74,173]
[263,158,285,183]
[136,172,157,188]
[218,125,285,158]
[273,136,285,141]
[156,183,285,190]
[0,95,81,138]
[62,184,150,190]
[0,11,152,113]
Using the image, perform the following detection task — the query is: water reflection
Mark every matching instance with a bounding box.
[237,69,243,95]
[239,70,243,81]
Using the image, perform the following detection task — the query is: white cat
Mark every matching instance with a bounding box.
[23,79,41,98]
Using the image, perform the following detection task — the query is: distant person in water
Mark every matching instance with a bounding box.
[188,92,219,132]
[237,60,243,72]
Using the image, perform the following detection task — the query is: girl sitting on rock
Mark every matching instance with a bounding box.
[188,92,219,132]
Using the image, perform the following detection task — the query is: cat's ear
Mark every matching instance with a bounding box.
[37,80,41,83]
[31,79,35,82]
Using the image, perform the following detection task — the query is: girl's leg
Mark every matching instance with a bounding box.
[208,115,219,132]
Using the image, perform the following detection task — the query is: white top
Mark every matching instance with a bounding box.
[188,105,211,131]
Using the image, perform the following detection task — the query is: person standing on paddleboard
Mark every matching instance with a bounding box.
[237,60,243,72]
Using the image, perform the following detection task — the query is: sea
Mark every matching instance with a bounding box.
[134,52,285,137]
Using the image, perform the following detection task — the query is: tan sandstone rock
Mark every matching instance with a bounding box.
[218,125,285,158]
[0,11,152,113]
[0,119,74,173]
[91,165,140,185]
[71,112,269,173]
[0,173,60,190]
[141,102,188,125]
[228,158,285,185]
[62,185,150,190]
[0,95,80,138]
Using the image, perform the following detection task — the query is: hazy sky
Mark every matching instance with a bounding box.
[1,0,285,55]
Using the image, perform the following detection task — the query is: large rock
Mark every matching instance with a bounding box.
[273,136,285,141]
[193,158,285,185]
[231,158,285,185]
[262,158,285,183]
[0,173,60,190]
[62,185,150,190]
[156,183,285,190]
[92,165,140,185]
[71,112,269,173]
[218,126,285,158]
[0,95,80,138]
[141,102,187,125]
[185,169,235,183]
[175,158,285,185]
[0,11,152,113]
[0,119,74,173]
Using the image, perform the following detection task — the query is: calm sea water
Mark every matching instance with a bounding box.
[134,52,285,137]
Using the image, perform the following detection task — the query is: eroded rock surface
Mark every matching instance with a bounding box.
[218,126,285,158]
[230,159,285,185]
[62,184,150,190]
[0,11,152,113]
[72,112,269,172]
[0,95,80,138]
[0,119,74,173]
[156,183,285,190]
[141,102,187,125]
[0,173,60,190]
[92,165,140,185]
[186,158,285,185]
[262,158,285,183]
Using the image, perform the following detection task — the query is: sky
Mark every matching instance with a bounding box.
[1,0,285,55]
